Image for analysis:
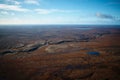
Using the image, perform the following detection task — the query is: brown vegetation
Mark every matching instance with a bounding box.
[0,26,120,80]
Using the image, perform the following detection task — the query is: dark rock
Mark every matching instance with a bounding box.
[19,41,46,52]
[48,40,73,45]
[20,44,41,52]
[0,50,14,55]
[0,41,46,55]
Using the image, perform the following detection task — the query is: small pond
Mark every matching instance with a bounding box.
[87,52,100,56]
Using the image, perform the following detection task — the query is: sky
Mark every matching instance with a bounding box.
[0,0,120,25]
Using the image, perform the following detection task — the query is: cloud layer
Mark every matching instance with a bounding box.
[5,0,21,5]
[35,9,73,14]
[0,4,29,12]
[24,0,40,5]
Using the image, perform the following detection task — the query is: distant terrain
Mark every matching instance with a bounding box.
[0,25,120,80]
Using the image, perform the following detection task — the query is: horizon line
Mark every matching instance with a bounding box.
[0,24,120,26]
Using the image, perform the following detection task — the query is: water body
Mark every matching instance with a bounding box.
[87,52,100,56]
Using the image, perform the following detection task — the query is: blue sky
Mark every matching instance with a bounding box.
[0,0,120,25]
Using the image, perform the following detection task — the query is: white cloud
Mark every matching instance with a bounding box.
[35,9,53,14]
[0,11,15,16]
[24,0,40,5]
[0,4,29,12]
[35,9,74,14]
[0,11,9,15]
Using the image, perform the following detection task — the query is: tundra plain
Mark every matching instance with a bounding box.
[0,25,120,80]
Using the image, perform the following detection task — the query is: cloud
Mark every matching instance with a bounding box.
[96,13,120,21]
[35,9,61,14]
[0,11,9,15]
[96,13,114,19]
[0,11,15,15]
[6,0,21,5]
[0,4,29,12]
[35,9,75,14]
[24,0,40,5]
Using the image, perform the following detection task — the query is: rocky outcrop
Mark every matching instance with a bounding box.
[48,40,73,45]
[19,43,42,52]
[0,50,15,55]
[17,41,46,52]
[0,41,46,55]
